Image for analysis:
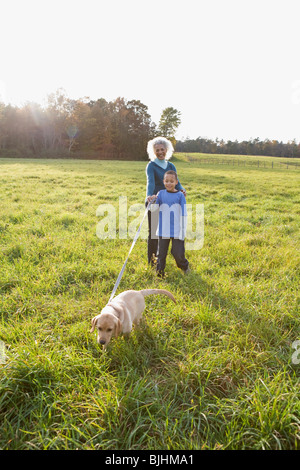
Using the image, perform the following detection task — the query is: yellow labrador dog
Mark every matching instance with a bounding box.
[90,289,176,349]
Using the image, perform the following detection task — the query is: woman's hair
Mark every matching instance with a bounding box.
[146,136,174,161]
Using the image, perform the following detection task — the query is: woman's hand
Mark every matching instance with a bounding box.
[147,195,157,203]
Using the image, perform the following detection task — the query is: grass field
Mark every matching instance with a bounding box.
[0,154,299,450]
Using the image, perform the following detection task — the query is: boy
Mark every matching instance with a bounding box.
[153,170,189,278]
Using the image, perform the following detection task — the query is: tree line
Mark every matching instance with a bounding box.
[0,90,181,160]
[0,90,299,159]
[176,136,300,158]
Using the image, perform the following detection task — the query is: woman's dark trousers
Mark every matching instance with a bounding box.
[147,205,159,264]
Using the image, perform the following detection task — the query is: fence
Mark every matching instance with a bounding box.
[184,155,300,169]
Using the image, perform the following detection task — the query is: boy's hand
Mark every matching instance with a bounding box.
[147,195,157,202]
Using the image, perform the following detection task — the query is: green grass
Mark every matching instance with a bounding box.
[0,155,299,450]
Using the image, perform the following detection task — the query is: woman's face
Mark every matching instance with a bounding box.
[154,144,167,160]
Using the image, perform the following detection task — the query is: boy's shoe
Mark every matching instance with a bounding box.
[149,254,157,267]
[156,270,165,279]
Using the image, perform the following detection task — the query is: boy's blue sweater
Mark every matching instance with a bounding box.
[146,161,184,198]
[156,189,187,240]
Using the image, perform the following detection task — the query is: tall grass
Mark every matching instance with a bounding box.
[0,155,299,449]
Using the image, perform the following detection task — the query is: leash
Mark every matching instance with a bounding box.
[108,200,153,302]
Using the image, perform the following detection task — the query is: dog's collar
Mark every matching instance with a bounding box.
[106,302,121,318]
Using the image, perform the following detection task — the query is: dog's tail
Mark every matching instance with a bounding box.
[139,289,176,304]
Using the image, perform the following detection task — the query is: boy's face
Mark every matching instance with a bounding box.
[163,174,178,192]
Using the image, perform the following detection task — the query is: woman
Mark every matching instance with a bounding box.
[145,136,186,265]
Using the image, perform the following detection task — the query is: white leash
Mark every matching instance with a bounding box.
[108,201,153,302]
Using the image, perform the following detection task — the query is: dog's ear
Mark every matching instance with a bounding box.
[114,318,122,338]
[90,317,97,333]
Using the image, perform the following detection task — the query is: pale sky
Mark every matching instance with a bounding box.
[1,0,300,142]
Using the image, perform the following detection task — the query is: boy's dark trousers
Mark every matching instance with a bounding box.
[156,237,189,275]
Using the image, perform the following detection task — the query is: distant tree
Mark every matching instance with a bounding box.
[86,98,111,153]
[175,136,300,158]
[1,90,300,160]
[158,107,181,146]
[44,89,70,150]
[108,97,155,159]
[126,99,154,158]
[0,102,9,149]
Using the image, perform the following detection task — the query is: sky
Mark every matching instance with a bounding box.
[1,0,300,142]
